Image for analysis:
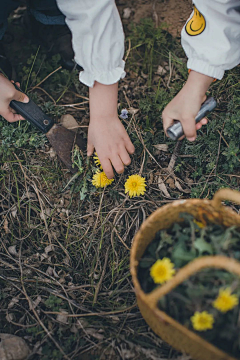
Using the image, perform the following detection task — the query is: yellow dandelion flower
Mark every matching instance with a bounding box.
[92,171,114,188]
[191,311,214,331]
[124,174,146,198]
[193,219,205,228]
[213,288,239,313]
[93,152,103,169]
[150,258,176,284]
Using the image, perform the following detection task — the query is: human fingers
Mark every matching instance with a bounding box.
[111,153,124,175]
[200,117,208,125]
[119,146,131,166]
[162,112,173,136]
[11,80,21,87]
[196,118,208,130]
[124,134,135,155]
[181,116,197,142]
[100,157,114,179]
[87,140,95,157]
[12,89,29,103]
[1,108,24,122]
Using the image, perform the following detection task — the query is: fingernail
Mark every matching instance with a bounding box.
[188,137,196,142]
[23,96,29,103]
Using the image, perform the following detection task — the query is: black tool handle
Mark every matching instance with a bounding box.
[166,97,217,141]
[10,85,54,133]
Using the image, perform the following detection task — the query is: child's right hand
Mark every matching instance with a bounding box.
[88,81,135,179]
[162,71,214,141]
[0,74,29,122]
[88,114,135,179]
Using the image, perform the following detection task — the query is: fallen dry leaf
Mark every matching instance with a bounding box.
[45,244,55,254]
[8,245,18,257]
[158,176,171,197]
[56,309,69,324]
[175,179,191,193]
[8,297,19,309]
[123,7,131,19]
[128,107,139,115]
[3,218,10,234]
[11,206,17,218]
[155,65,167,75]
[153,144,168,152]
[31,295,42,310]
[85,328,105,341]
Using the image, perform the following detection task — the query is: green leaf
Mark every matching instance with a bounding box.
[172,243,196,267]
[194,238,213,255]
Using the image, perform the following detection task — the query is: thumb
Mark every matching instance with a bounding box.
[202,94,207,103]
[87,141,94,157]
[12,90,29,103]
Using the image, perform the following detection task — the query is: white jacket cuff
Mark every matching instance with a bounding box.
[79,60,126,88]
[187,58,224,80]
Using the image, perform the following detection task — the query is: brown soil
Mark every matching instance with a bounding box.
[117,0,193,37]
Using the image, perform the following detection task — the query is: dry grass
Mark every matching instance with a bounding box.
[1,3,240,360]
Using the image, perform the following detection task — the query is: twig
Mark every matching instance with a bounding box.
[30,65,62,91]
[124,38,131,62]
[56,101,89,107]
[152,0,159,27]
[167,51,172,88]
[43,303,137,318]
[91,188,105,235]
[25,45,40,92]
[93,247,110,305]
[167,141,182,173]
[123,91,163,170]
[13,153,52,243]
[215,121,225,174]
[32,86,56,104]
[18,242,71,360]
[113,227,131,251]
[139,149,146,176]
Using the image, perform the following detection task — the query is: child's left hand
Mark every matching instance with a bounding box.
[162,71,213,141]
[0,75,29,122]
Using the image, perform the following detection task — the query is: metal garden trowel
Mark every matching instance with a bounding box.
[10,85,86,173]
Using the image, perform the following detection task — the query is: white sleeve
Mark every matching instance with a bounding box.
[56,0,126,87]
[181,0,240,80]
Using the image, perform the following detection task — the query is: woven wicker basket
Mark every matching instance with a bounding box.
[130,189,240,360]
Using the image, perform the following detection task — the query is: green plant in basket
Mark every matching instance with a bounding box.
[137,213,240,359]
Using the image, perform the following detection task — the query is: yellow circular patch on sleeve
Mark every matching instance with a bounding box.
[185,5,206,36]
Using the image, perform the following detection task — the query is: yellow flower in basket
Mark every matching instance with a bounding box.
[150,258,176,284]
[213,288,239,313]
[191,311,214,332]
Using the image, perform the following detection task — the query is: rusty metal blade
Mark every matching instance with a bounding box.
[46,124,86,173]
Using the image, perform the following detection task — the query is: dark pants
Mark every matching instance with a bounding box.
[0,0,65,39]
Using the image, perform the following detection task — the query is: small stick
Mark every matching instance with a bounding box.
[93,247,110,305]
[31,66,62,90]
[167,140,182,173]
[167,51,172,88]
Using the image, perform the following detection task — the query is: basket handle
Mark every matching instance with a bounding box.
[146,256,240,308]
[212,188,240,210]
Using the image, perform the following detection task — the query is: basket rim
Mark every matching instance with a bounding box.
[136,293,237,360]
[130,197,240,360]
